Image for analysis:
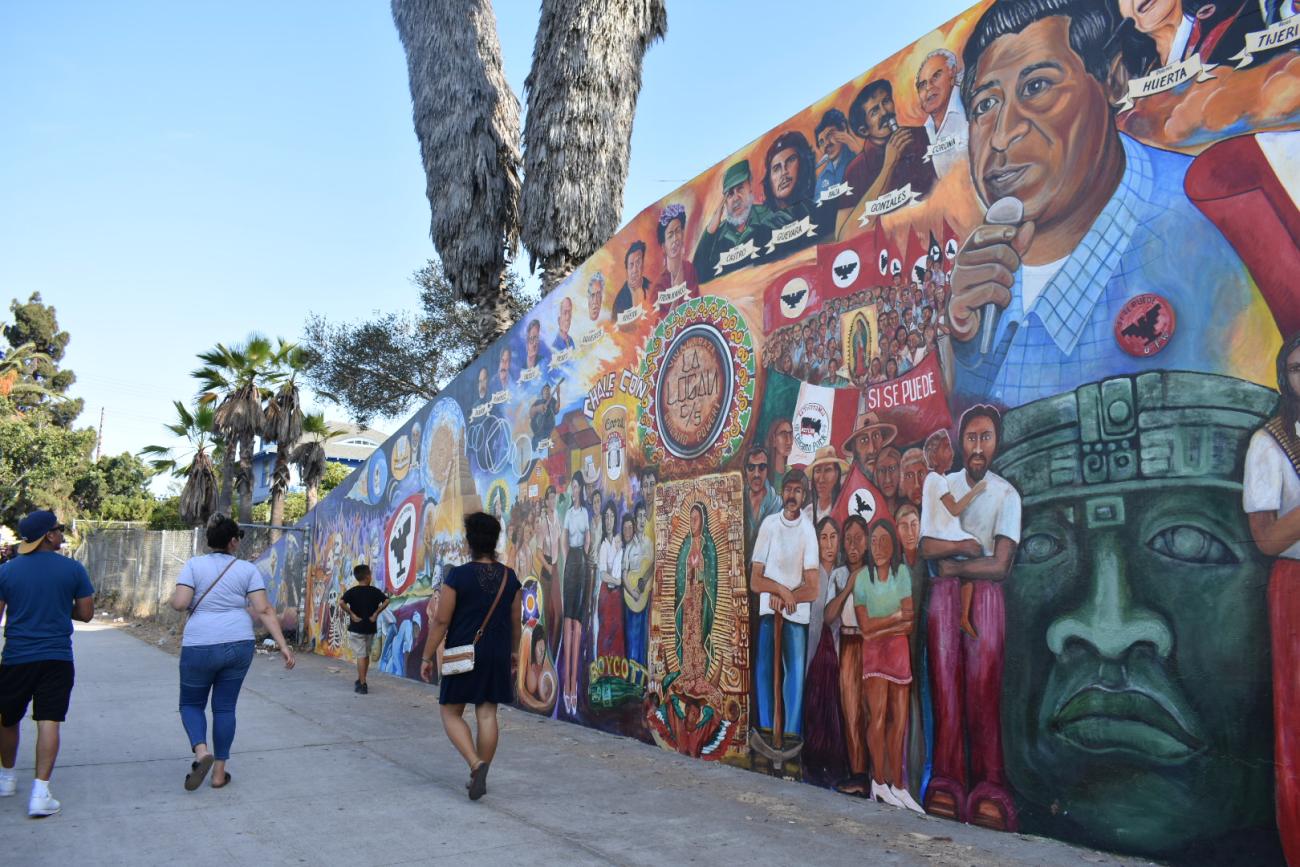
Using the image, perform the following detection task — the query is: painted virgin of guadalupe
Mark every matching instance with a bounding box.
[674,502,721,703]
[851,315,871,379]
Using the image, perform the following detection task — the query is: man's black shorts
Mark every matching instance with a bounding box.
[0,660,75,726]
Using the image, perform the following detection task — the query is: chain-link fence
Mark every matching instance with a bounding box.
[72,521,310,646]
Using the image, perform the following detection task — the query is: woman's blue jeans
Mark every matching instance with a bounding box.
[178,640,254,761]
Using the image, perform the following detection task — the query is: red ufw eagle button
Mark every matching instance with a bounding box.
[1114,293,1176,357]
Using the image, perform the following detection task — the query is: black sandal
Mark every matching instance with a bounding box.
[212,771,232,789]
[185,755,214,791]
[467,761,489,801]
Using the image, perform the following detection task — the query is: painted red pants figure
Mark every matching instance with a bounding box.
[925,576,1016,831]
[1272,560,1300,866]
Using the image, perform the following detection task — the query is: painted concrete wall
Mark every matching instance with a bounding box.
[260,1,1300,861]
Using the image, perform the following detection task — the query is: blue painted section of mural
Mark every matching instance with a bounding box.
[254,1,1300,861]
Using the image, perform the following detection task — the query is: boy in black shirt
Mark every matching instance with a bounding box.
[340,565,389,694]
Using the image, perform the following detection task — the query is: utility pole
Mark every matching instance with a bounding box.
[95,406,104,462]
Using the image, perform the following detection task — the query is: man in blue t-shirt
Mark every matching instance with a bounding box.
[0,511,94,818]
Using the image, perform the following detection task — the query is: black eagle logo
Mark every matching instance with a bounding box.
[1121,303,1163,345]
[781,288,808,308]
[800,416,822,435]
[833,262,857,281]
[390,515,413,580]
[878,250,890,274]
[853,492,874,517]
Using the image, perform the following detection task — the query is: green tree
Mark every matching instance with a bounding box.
[72,452,155,522]
[140,401,221,527]
[148,496,188,530]
[302,261,534,425]
[3,293,83,427]
[0,396,97,526]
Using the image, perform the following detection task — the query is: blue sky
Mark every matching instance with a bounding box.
[0,0,974,482]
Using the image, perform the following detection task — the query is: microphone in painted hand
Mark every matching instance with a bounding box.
[979,196,1025,356]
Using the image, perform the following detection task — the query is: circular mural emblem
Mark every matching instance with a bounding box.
[390,434,412,481]
[421,398,465,500]
[779,276,812,319]
[831,249,860,290]
[794,400,831,455]
[1114,293,1176,358]
[877,249,890,276]
[639,296,755,472]
[847,487,879,523]
[655,324,733,459]
[384,494,422,596]
[366,451,389,506]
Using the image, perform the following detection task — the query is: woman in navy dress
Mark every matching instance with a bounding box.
[420,512,522,800]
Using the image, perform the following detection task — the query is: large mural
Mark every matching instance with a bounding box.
[264,0,1300,861]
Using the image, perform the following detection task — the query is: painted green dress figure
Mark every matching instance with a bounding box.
[672,503,722,706]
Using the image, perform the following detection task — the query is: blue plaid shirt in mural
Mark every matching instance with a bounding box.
[952,134,1257,409]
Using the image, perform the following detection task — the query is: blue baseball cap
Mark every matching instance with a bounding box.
[17,510,64,555]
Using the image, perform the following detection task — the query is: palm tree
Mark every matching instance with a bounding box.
[262,339,310,537]
[391,0,522,338]
[292,412,345,515]
[140,401,219,526]
[193,336,278,525]
[519,0,667,291]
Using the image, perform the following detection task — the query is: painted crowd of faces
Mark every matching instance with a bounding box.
[254,0,1300,861]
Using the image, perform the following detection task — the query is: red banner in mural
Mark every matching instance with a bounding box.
[816,221,896,300]
[863,351,952,445]
[763,264,821,332]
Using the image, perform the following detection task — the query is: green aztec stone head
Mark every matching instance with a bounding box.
[994,371,1277,857]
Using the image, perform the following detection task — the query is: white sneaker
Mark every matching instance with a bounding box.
[0,774,16,797]
[871,780,904,808]
[891,785,926,814]
[28,793,60,817]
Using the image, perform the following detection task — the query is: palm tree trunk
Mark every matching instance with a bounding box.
[305,482,319,515]
[268,448,290,543]
[237,434,255,525]
[391,0,521,307]
[520,0,667,290]
[218,444,234,516]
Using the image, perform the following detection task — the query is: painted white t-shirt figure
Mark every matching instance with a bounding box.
[751,511,819,625]
[921,469,1021,556]
[1244,428,1300,560]
[921,472,979,544]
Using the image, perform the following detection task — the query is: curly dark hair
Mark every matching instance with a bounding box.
[464,511,502,560]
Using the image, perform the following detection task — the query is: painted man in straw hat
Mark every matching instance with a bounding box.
[803,445,847,527]
[832,410,896,530]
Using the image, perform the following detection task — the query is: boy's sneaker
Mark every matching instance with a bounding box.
[0,773,16,797]
[28,793,60,817]
[353,680,361,693]
[358,683,368,695]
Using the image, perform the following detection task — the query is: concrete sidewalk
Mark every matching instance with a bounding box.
[0,623,1140,866]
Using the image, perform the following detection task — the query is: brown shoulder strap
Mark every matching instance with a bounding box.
[1265,417,1300,479]
[189,557,239,615]
[472,564,509,644]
